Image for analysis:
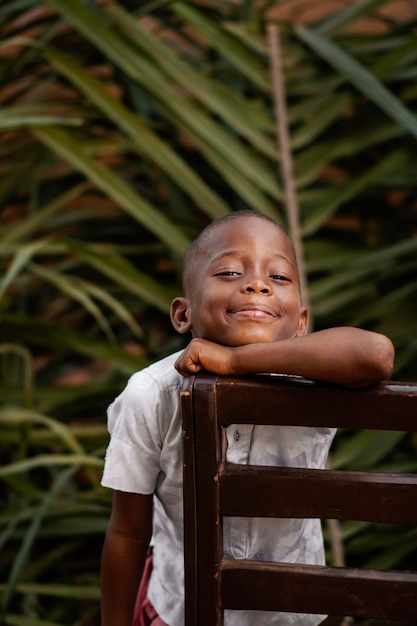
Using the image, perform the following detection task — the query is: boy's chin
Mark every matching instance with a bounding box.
[198,323,297,346]
[217,331,286,347]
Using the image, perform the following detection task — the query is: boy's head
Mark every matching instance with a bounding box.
[170,210,308,346]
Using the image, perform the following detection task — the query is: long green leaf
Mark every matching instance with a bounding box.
[302,149,409,235]
[1,466,79,620]
[60,238,177,312]
[292,92,353,149]
[0,240,49,297]
[331,430,405,469]
[365,532,417,570]
[43,46,230,220]
[295,25,417,140]
[351,281,417,325]
[0,455,103,478]
[0,409,85,456]
[106,4,276,156]
[31,125,190,256]
[317,0,391,35]
[30,264,116,341]
[311,284,371,317]
[1,182,89,245]
[1,316,148,374]
[172,1,270,90]
[72,276,145,340]
[0,582,100,600]
[296,121,405,188]
[193,138,283,219]
[0,105,81,130]
[44,0,281,198]
[2,616,64,626]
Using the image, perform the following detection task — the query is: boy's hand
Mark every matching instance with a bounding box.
[175,338,234,376]
[175,328,394,386]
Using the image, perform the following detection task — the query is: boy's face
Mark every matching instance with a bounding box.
[171,217,308,346]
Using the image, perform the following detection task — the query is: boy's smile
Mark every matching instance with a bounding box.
[171,216,308,346]
[227,303,278,320]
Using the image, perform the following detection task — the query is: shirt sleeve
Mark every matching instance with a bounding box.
[101,370,164,495]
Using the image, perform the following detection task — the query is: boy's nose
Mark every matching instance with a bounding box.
[242,279,271,294]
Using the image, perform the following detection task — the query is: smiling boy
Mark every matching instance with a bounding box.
[101,211,394,626]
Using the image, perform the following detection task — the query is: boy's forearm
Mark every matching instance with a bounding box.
[230,327,394,387]
[101,530,149,626]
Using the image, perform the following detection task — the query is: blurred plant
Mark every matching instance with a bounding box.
[1,0,417,623]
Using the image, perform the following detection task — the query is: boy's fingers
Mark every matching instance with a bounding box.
[175,352,202,375]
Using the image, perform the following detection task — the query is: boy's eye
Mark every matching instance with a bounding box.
[270,274,291,282]
[215,270,240,277]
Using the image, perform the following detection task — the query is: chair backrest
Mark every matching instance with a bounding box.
[181,373,417,626]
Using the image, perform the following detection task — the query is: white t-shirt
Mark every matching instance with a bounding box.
[101,352,336,626]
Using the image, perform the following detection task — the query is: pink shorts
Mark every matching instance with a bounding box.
[132,554,168,626]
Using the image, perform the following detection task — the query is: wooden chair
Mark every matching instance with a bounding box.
[181,373,417,626]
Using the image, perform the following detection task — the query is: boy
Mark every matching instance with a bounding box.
[101,211,394,626]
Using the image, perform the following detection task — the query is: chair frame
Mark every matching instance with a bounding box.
[181,373,417,625]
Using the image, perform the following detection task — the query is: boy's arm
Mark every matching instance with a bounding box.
[101,490,153,626]
[175,327,394,387]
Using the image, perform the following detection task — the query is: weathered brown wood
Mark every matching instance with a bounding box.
[181,374,417,626]
[219,464,417,524]
[220,559,417,621]
[182,375,223,626]
[181,381,198,626]
[215,376,417,431]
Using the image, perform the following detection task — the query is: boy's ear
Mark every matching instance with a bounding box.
[296,306,309,337]
[170,297,192,334]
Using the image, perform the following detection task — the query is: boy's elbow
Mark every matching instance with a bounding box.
[375,335,395,380]
[363,334,395,386]
[348,334,394,388]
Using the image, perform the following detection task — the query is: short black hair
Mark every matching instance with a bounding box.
[182,210,296,294]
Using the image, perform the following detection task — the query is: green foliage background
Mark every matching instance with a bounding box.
[1,1,417,624]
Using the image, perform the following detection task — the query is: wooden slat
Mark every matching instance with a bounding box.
[219,464,417,524]
[185,375,223,626]
[215,376,417,431]
[220,559,417,621]
[181,382,198,626]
